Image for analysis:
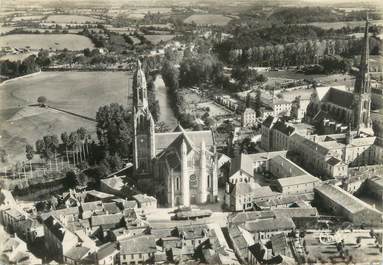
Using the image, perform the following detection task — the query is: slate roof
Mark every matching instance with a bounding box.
[273,120,295,136]
[326,156,342,166]
[93,242,118,260]
[81,201,103,212]
[120,235,156,255]
[231,182,261,196]
[64,246,90,261]
[277,175,321,187]
[273,208,319,219]
[324,87,354,109]
[155,130,214,155]
[315,184,382,214]
[270,233,291,257]
[228,211,276,225]
[244,217,295,232]
[229,153,254,177]
[103,202,120,214]
[91,213,123,227]
[176,224,209,240]
[43,215,72,241]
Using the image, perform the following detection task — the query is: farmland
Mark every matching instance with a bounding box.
[305,19,383,29]
[0,34,94,50]
[0,71,131,163]
[45,15,103,24]
[144,34,176,44]
[184,14,232,26]
[11,15,44,22]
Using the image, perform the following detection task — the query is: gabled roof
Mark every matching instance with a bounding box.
[244,217,295,232]
[326,156,342,166]
[155,130,214,155]
[44,215,74,241]
[315,184,382,215]
[231,182,261,196]
[229,153,254,177]
[277,175,321,187]
[91,213,123,227]
[324,87,354,109]
[120,235,156,255]
[64,246,90,261]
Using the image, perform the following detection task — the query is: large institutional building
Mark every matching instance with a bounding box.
[132,61,219,207]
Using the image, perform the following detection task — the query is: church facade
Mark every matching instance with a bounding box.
[132,61,219,207]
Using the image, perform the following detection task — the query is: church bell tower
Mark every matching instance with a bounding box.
[132,60,155,178]
[353,15,372,134]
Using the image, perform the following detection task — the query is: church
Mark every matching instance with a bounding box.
[131,60,219,207]
[306,17,373,135]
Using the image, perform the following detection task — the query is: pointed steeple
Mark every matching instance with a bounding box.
[133,59,148,109]
[354,14,370,95]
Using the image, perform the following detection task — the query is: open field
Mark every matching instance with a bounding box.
[305,19,383,30]
[184,14,232,26]
[11,15,44,22]
[0,27,15,34]
[19,27,83,33]
[0,52,37,62]
[45,15,103,24]
[144,34,176,44]
[0,71,131,163]
[0,34,94,50]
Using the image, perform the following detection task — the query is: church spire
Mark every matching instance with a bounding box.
[354,14,370,95]
[133,59,148,110]
[352,13,372,134]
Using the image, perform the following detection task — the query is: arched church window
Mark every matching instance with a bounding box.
[207,175,210,188]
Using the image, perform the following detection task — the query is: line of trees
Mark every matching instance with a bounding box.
[215,37,381,67]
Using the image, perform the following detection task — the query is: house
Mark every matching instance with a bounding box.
[86,242,119,265]
[227,224,255,264]
[85,190,116,202]
[172,224,210,249]
[0,208,27,237]
[244,217,296,240]
[63,245,91,265]
[133,194,157,210]
[80,201,104,219]
[275,175,321,195]
[43,215,79,261]
[119,235,156,265]
[315,184,382,226]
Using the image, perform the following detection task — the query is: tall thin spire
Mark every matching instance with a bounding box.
[133,59,148,109]
[354,13,370,94]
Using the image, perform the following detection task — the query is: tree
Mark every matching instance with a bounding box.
[25,144,34,175]
[61,132,70,162]
[0,149,8,163]
[37,96,47,105]
[96,103,132,157]
[155,121,170,133]
[106,153,123,173]
[63,171,77,189]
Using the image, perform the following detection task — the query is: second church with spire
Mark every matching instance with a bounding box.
[132,60,219,207]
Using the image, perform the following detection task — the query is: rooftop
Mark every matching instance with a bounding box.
[277,175,321,187]
[244,217,295,232]
[315,184,382,215]
[120,235,156,255]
